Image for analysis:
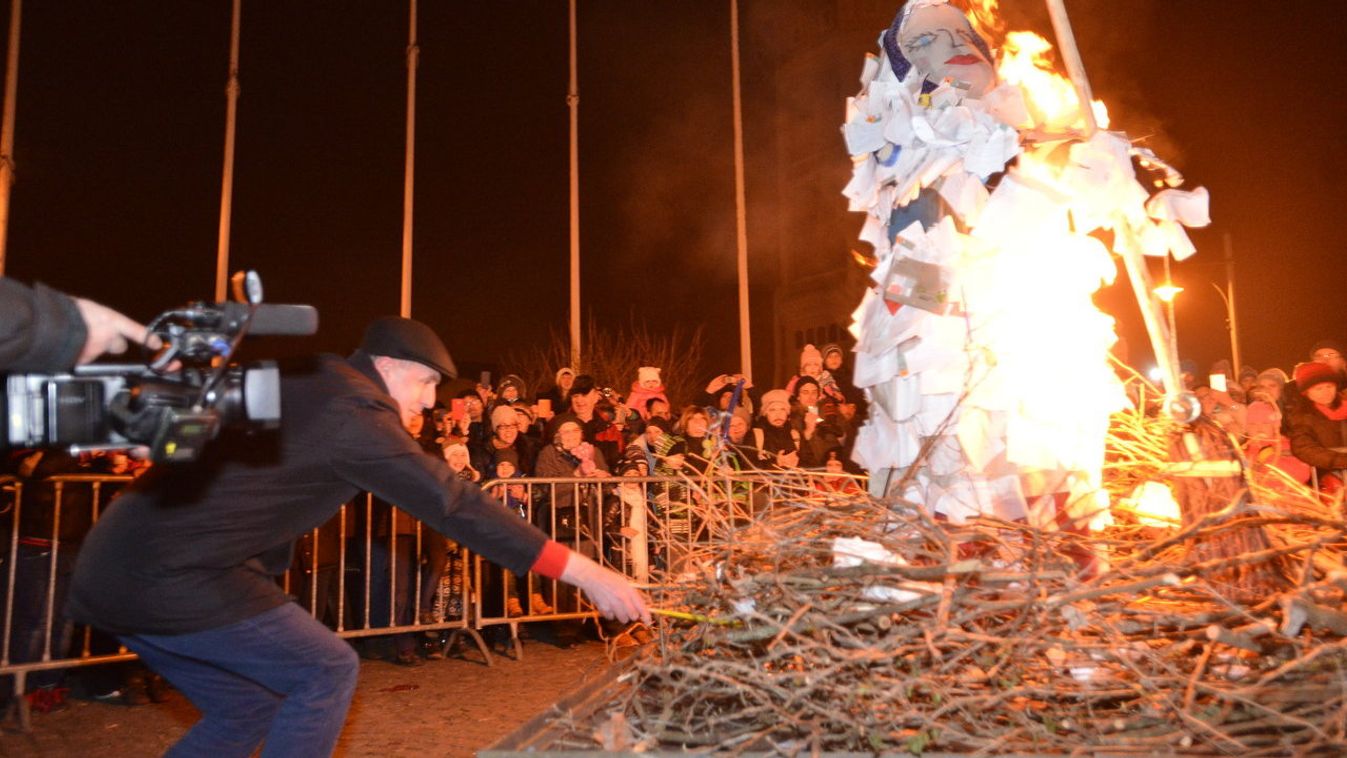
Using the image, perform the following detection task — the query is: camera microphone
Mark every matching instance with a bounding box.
[221,303,319,336]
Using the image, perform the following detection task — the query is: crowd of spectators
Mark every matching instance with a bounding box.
[422,342,868,489]
[1180,340,1347,498]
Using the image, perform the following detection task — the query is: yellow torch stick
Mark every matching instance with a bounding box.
[650,608,742,627]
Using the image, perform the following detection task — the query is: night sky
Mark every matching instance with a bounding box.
[3,1,1344,387]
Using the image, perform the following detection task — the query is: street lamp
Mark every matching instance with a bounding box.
[1153,283,1183,303]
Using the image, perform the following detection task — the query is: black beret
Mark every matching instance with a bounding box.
[360,316,457,379]
[570,374,597,396]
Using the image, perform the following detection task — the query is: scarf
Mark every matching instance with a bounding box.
[1315,401,1347,422]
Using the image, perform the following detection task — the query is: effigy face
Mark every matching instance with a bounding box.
[898,3,996,98]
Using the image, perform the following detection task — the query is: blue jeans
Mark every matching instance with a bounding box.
[120,602,359,758]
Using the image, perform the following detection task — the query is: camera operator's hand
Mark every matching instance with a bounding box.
[74,298,156,364]
[559,550,650,624]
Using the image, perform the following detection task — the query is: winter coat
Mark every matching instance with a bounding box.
[1289,404,1347,478]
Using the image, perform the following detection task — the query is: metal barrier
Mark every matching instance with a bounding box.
[279,492,486,661]
[471,468,868,657]
[0,466,866,729]
[1,473,137,732]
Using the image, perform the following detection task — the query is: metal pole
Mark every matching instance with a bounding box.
[567,0,581,368]
[1222,232,1241,374]
[0,0,23,277]
[1163,256,1177,355]
[729,0,752,380]
[214,0,242,301]
[1044,0,1096,136]
[400,0,419,318]
[1045,0,1181,395]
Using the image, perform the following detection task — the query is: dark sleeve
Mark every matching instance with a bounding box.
[1289,413,1347,471]
[534,445,575,478]
[329,397,549,576]
[0,278,87,372]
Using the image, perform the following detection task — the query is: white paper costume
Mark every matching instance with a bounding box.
[845,1,1208,529]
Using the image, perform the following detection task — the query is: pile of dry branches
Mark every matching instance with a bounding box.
[547,387,1347,755]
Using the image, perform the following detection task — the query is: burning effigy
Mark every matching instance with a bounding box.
[499,3,1347,755]
[842,0,1207,534]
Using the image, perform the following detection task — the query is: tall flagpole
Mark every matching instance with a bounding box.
[400,0,419,317]
[0,0,23,277]
[567,0,581,368]
[214,0,242,301]
[729,0,752,379]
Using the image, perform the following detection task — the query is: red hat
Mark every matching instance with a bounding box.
[1294,361,1342,393]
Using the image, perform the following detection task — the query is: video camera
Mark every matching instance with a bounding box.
[3,272,318,463]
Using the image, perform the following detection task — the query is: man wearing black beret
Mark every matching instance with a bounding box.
[67,316,649,757]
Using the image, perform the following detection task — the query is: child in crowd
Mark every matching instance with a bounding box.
[625,366,670,420]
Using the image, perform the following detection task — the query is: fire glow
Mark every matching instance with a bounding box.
[996,31,1109,132]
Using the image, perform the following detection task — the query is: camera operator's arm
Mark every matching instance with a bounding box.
[0,278,152,371]
[0,278,86,371]
[332,399,649,624]
[72,297,153,365]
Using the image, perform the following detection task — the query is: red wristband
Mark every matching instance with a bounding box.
[529,539,570,580]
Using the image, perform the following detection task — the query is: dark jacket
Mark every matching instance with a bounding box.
[0,278,87,373]
[1289,404,1347,477]
[67,352,551,635]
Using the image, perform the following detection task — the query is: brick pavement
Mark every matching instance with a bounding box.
[0,635,614,757]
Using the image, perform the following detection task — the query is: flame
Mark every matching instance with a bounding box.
[959,13,1128,529]
[960,0,1003,44]
[1123,481,1181,528]
[996,31,1109,132]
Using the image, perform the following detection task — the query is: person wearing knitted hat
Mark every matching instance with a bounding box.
[535,367,576,420]
[534,415,610,551]
[752,389,801,468]
[1244,394,1312,487]
[628,415,675,475]
[786,344,844,403]
[1288,361,1347,494]
[625,366,670,420]
[495,374,528,405]
[473,404,537,478]
[820,342,861,407]
[66,316,648,757]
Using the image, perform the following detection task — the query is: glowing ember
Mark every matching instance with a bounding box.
[1124,481,1182,528]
